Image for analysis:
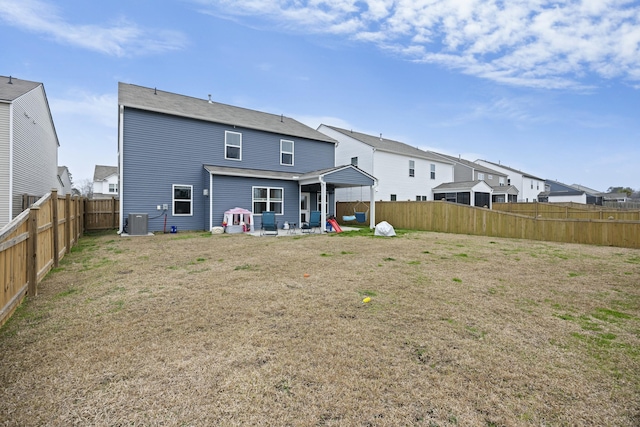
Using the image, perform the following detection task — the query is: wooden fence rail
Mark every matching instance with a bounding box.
[337,201,640,249]
[493,202,640,220]
[84,198,119,230]
[0,190,83,326]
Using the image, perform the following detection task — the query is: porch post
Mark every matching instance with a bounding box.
[320,180,327,231]
[369,185,376,229]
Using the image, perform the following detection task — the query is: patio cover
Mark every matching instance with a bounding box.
[203,164,378,230]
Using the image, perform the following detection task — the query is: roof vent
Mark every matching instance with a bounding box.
[379,133,383,141]
[281,114,283,122]
[154,87,157,95]
[8,75,13,84]
[208,94,212,103]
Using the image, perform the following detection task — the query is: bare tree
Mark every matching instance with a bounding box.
[74,178,94,199]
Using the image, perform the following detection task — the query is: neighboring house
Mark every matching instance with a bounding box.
[474,160,545,202]
[601,192,629,203]
[427,151,518,203]
[536,181,608,205]
[0,75,60,227]
[118,83,377,233]
[538,180,588,204]
[57,166,73,196]
[317,125,454,202]
[568,183,603,205]
[432,180,494,208]
[92,165,119,199]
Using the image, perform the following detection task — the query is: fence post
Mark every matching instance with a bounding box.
[65,194,71,254]
[74,196,79,244]
[51,189,59,267]
[80,198,85,238]
[27,207,39,297]
[112,197,117,229]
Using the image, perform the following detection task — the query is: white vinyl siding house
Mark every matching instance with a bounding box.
[475,160,545,202]
[57,166,73,196]
[0,76,59,227]
[92,165,119,199]
[318,125,454,202]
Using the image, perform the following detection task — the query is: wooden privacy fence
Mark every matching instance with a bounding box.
[0,190,83,326]
[493,202,640,221]
[84,198,119,230]
[336,201,640,249]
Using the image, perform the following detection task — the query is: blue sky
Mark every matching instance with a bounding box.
[2,0,639,192]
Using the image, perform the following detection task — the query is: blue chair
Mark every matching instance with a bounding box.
[301,210,321,233]
[260,211,278,236]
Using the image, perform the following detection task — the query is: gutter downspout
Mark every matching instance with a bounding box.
[8,103,13,223]
[117,105,124,233]
[209,173,213,231]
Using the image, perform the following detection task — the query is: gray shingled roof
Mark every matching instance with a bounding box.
[433,180,486,191]
[491,185,519,194]
[0,75,41,102]
[119,82,335,144]
[570,184,601,194]
[323,125,451,163]
[476,159,544,180]
[93,165,118,181]
[428,151,506,176]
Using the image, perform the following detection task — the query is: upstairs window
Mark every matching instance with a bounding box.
[253,187,283,214]
[173,185,192,216]
[109,183,118,193]
[499,177,505,186]
[488,174,493,180]
[351,157,358,167]
[225,131,242,160]
[430,164,436,180]
[409,160,415,177]
[280,140,294,166]
[478,173,485,181]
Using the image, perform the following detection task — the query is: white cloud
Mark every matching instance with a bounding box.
[49,91,118,128]
[0,0,187,56]
[194,0,640,89]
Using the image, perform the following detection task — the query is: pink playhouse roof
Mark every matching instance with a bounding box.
[224,207,252,214]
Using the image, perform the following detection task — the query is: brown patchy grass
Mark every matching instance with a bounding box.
[1,229,639,426]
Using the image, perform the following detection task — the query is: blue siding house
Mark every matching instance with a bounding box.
[118,83,377,233]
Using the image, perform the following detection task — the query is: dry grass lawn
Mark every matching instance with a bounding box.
[1,228,639,426]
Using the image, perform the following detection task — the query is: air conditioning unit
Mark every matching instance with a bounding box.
[128,213,148,236]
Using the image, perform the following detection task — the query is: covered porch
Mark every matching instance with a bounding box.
[203,164,377,232]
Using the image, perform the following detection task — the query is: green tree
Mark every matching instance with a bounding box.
[606,186,634,197]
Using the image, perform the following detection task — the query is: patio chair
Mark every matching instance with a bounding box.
[301,210,321,234]
[260,211,278,236]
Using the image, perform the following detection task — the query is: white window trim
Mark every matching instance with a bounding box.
[430,164,436,180]
[172,184,193,216]
[252,186,284,215]
[280,139,294,166]
[409,160,415,177]
[225,130,242,161]
[478,172,485,181]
